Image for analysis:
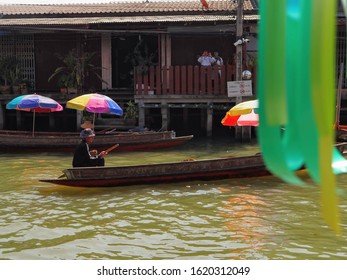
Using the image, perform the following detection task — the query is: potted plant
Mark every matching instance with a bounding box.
[9,64,22,94]
[19,79,33,94]
[125,40,157,93]
[0,56,19,94]
[48,48,107,94]
[125,39,157,76]
[57,75,77,94]
[123,100,138,125]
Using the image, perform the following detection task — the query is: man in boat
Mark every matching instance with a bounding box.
[72,128,108,167]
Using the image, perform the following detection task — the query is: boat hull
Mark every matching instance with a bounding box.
[40,155,271,188]
[0,130,193,152]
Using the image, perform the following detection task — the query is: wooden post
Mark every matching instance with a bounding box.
[76,111,83,131]
[206,103,213,137]
[183,107,189,131]
[161,102,169,131]
[235,0,251,141]
[49,114,55,130]
[16,111,21,130]
[101,33,112,89]
[242,125,252,141]
[235,0,244,90]
[138,100,145,129]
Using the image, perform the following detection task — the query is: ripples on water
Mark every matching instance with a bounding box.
[0,137,347,260]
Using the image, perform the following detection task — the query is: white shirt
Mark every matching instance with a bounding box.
[198,55,216,66]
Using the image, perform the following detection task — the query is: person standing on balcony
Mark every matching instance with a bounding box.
[197,50,215,66]
[213,51,224,77]
[198,51,216,91]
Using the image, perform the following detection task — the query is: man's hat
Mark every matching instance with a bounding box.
[80,128,95,139]
[80,120,93,129]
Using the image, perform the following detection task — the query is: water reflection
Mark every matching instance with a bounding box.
[1,138,347,259]
[219,186,268,259]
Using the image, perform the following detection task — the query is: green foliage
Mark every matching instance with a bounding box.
[246,53,257,69]
[125,39,157,74]
[0,56,20,86]
[48,49,107,93]
[9,64,21,85]
[123,100,138,120]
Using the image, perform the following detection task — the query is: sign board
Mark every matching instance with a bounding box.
[227,80,253,97]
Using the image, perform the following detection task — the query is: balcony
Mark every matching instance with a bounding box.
[132,64,257,135]
[134,64,256,98]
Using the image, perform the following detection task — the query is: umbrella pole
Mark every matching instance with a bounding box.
[93,113,96,129]
[32,110,36,137]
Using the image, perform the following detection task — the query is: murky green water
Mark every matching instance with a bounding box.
[1,137,347,260]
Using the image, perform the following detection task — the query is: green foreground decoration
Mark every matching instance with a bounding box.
[257,0,346,233]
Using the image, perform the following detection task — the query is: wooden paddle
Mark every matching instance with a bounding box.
[98,144,119,157]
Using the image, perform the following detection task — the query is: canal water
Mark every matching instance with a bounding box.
[0,136,347,260]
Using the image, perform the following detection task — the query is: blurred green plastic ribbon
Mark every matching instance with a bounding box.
[258,0,303,185]
[258,0,342,233]
[342,0,347,79]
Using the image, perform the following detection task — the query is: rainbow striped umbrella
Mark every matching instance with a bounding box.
[6,93,63,136]
[67,93,123,128]
[67,93,123,115]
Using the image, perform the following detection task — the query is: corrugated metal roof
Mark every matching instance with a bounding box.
[0,0,259,31]
[0,14,258,26]
[0,0,258,16]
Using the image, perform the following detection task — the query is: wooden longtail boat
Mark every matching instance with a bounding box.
[40,154,270,188]
[0,130,193,152]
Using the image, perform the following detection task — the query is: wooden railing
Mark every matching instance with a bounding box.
[134,64,251,96]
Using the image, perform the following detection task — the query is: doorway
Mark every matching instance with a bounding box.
[111,35,158,89]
